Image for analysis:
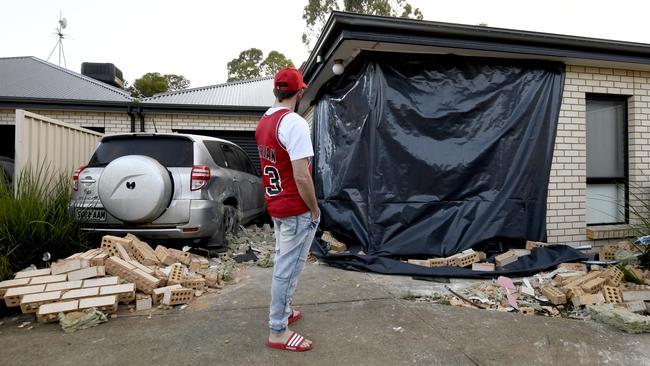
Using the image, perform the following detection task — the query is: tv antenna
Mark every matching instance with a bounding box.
[47,12,69,67]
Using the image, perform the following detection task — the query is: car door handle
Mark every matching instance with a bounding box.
[80,178,96,184]
[232,177,238,182]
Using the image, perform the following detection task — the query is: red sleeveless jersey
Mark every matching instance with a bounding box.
[255,109,309,218]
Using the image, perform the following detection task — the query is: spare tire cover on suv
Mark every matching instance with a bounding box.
[98,155,172,223]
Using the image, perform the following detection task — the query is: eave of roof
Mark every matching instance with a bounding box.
[303,12,650,83]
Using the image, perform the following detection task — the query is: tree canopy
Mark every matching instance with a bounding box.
[227,48,294,82]
[302,0,423,49]
[127,73,190,98]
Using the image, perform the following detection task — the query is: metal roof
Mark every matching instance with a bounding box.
[143,76,274,107]
[0,56,132,103]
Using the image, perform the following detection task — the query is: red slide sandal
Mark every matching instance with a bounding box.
[288,309,302,325]
[267,332,314,352]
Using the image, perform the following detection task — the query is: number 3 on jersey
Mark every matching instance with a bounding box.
[264,166,282,196]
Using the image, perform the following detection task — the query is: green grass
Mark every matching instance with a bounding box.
[0,166,90,281]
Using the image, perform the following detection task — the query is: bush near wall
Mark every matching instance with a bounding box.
[0,167,90,281]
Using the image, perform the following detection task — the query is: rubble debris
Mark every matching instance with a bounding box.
[472,262,495,271]
[588,304,650,333]
[406,256,650,332]
[59,308,108,333]
[1,231,259,331]
[495,251,518,267]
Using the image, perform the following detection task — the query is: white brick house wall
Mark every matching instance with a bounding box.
[547,65,650,246]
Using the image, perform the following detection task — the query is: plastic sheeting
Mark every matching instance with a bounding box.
[313,52,567,273]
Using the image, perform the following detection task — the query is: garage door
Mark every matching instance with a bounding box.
[173,130,260,174]
[0,125,15,159]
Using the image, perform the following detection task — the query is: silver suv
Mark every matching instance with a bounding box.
[70,133,265,246]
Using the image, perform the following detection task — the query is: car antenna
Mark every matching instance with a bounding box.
[152,118,158,133]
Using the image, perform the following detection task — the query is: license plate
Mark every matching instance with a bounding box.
[76,209,107,222]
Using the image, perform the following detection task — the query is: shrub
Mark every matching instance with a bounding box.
[0,166,90,280]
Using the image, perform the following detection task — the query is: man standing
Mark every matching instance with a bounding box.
[256,67,320,352]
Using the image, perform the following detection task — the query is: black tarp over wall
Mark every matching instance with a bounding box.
[314,53,566,259]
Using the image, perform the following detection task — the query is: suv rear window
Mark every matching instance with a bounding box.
[88,136,194,167]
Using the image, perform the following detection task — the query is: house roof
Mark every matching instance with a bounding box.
[143,76,274,107]
[299,11,650,114]
[0,56,132,103]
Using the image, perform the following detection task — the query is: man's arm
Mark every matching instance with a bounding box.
[292,158,319,220]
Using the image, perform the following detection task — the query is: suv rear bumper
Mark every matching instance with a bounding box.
[80,200,220,240]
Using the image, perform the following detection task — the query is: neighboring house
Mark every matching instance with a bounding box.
[0,56,273,170]
[297,12,650,248]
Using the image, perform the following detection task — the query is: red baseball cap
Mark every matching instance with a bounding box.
[274,67,308,92]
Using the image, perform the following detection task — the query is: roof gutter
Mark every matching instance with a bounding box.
[126,106,136,133]
[302,11,650,82]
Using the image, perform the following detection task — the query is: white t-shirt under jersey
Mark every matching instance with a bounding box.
[264,107,314,162]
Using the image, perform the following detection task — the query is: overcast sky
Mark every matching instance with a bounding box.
[2,0,649,88]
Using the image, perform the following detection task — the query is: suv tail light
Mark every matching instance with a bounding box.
[191,165,210,191]
[72,165,86,191]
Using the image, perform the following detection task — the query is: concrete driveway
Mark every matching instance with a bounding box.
[1,263,649,365]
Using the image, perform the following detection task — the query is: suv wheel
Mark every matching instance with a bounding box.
[206,205,240,247]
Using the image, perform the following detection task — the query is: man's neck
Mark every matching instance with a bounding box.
[272,100,295,111]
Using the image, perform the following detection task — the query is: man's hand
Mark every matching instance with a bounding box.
[291,158,319,218]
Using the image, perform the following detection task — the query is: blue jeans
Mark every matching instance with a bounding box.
[269,211,319,333]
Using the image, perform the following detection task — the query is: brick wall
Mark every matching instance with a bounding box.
[142,113,259,133]
[547,65,650,246]
[0,109,131,133]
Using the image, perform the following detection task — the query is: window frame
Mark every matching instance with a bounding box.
[585,93,629,226]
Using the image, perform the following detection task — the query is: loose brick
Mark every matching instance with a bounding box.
[45,280,83,292]
[101,235,132,257]
[471,262,495,271]
[602,286,623,304]
[182,277,206,292]
[557,263,587,272]
[61,287,100,300]
[126,235,159,265]
[37,300,79,323]
[116,243,131,261]
[495,251,518,267]
[20,291,61,313]
[581,277,606,293]
[67,266,105,281]
[525,241,550,250]
[571,293,605,307]
[51,259,83,275]
[540,287,567,305]
[168,263,184,285]
[78,295,118,314]
[622,290,650,302]
[168,248,191,265]
[29,274,68,285]
[99,283,136,304]
[14,268,51,279]
[153,284,183,305]
[83,276,120,288]
[407,259,430,267]
[127,260,155,275]
[90,252,109,267]
[162,288,194,306]
[3,285,47,307]
[427,258,448,267]
[0,278,31,297]
[155,245,176,266]
[456,252,480,268]
[136,295,152,311]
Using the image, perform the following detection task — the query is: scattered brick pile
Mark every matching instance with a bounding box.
[405,241,556,271]
[0,234,224,324]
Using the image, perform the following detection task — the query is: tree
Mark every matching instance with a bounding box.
[227,48,294,82]
[260,51,295,76]
[127,72,191,98]
[164,74,191,91]
[302,0,423,49]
